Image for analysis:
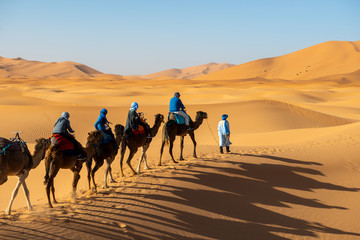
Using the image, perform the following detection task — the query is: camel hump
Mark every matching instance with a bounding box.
[0,137,24,153]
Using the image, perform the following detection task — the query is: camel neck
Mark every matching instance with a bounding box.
[193,116,204,130]
[32,146,46,169]
[150,119,162,137]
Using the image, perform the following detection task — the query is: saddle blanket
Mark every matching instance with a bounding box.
[52,134,74,151]
[132,125,145,135]
[168,112,186,124]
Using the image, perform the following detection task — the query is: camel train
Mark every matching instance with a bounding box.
[0,108,208,214]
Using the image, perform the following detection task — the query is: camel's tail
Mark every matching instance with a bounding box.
[163,123,170,146]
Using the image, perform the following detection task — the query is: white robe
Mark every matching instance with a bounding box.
[218,120,231,147]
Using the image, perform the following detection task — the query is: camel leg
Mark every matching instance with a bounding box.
[119,139,127,177]
[5,171,29,215]
[105,155,116,184]
[51,181,57,204]
[46,162,60,208]
[159,141,165,166]
[86,157,92,190]
[104,157,116,189]
[180,136,185,161]
[189,131,197,158]
[91,158,104,192]
[108,159,116,183]
[71,162,83,199]
[126,149,137,176]
[21,177,33,211]
[143,149,150,170]
[137,145,146,173]
[169,140,178,164]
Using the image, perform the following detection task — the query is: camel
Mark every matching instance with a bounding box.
[43,133,101,208]
[0,136,50,215]
[158,111,208,166]
[119,114,164,177]
[86,124,124,191]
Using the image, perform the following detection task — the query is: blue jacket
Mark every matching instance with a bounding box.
[95,112,109,131]
[169,97,185,112]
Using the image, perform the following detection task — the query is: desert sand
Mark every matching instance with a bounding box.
[0,41,360,239]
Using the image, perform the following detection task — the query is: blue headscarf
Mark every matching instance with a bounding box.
[100,108,107,117]
[130,102,138,111]
[222,114,228,120]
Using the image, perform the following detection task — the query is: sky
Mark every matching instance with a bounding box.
[0,0,359,75]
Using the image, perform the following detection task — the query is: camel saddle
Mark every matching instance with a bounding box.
[132,125,145,135]
[0,137,25,153]
[51,134,74,151]
[168,112,186,125]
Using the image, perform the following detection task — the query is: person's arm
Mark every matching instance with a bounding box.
[179,99,185,111]
[225,121,230,135]
[66,119,75,133]
[94,117,101,130]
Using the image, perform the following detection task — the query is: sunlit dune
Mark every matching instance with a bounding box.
[1,41,360,239]
[196,41,360,81]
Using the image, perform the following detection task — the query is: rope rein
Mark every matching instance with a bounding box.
[205,119,219,145]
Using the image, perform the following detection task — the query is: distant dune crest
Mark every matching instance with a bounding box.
[0,57,102,78]
[136,62,236,79]
[196,40,360,81]
[1,40,359,80]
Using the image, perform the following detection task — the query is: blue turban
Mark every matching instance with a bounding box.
[130,102,138,111]
[222,114,228,120]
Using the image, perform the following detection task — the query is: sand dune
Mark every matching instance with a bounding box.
[0,57,103,78]
[196,41,360,81]
[1,41,360,239]
[134,62,235,79]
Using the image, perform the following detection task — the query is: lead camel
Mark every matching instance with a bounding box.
[159,111,208,166]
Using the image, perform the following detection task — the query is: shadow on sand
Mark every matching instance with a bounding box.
[1,154,359,240]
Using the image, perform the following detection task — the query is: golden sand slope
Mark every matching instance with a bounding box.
[196,41,360,81]
[0,57,102,78]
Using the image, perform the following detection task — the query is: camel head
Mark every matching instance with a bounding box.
[155,113,164,124]
[195,111,208,121]
[115,124,125,137]
[87,130,103,146]
[34,138,51,154]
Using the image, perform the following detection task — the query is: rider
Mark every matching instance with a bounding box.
[124,102,151,138]
[94,108,116,148]
[53,112,86,160]
[169,92,192,130]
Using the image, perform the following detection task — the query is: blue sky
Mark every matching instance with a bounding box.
[0,0,359,75]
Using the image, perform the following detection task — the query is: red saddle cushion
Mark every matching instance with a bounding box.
[132,125,145,135]
[53,134,74,151]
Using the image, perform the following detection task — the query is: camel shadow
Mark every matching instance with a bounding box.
[1,155,359,240]
[243,153,323,166]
